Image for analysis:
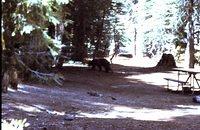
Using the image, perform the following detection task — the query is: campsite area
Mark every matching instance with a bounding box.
[2,57,200,130]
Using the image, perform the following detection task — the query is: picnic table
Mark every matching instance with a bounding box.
[164,68,200,94]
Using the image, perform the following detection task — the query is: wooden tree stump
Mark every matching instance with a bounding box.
[156,54,177,68]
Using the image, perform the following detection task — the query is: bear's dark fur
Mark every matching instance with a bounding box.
[88,59,112,73]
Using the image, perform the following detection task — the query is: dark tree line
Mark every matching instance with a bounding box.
[60,0,126,62]
[1,0,126,85]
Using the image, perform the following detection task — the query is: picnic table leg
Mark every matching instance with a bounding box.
[191,74,200,94]
[177,71,180,90]
[194,75,200,87]
[192,74,195,88]
[185,74,192,85]
[167,80,169,90]
[181,83,186,94]
[177,84,179,91]
[191,87,194,95]
[184,74,195,95]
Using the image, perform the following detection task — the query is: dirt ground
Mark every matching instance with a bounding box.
[2,60,200,130]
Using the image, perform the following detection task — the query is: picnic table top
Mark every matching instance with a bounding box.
[172,68,200,74]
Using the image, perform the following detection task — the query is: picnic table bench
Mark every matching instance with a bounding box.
[164,78,188,92]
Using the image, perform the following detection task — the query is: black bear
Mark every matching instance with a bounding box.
[88,59,112,73]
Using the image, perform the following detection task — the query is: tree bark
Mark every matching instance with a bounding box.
[93,9,106,59]
[188,0,195,68]
[72,0,87,61]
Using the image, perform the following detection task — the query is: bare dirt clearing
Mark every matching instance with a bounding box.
[2,63,200,130]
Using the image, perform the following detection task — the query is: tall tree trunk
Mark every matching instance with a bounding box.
[134,28,137,57]
[93,9,106,59]
[188,0,195,68]
[2,1,17,71]
[72,0,87,61]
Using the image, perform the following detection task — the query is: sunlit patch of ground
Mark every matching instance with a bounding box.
[62,61,88,67]
[77,103,200,121]
[60,56,159,68]
[126,70,200,90]
[126,72,169,86]
[110,56,158,67]
[4,84,200,122]
[6,102,66,116]
[111,55,200,69]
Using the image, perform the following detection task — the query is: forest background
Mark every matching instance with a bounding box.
[2,0,200,84]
